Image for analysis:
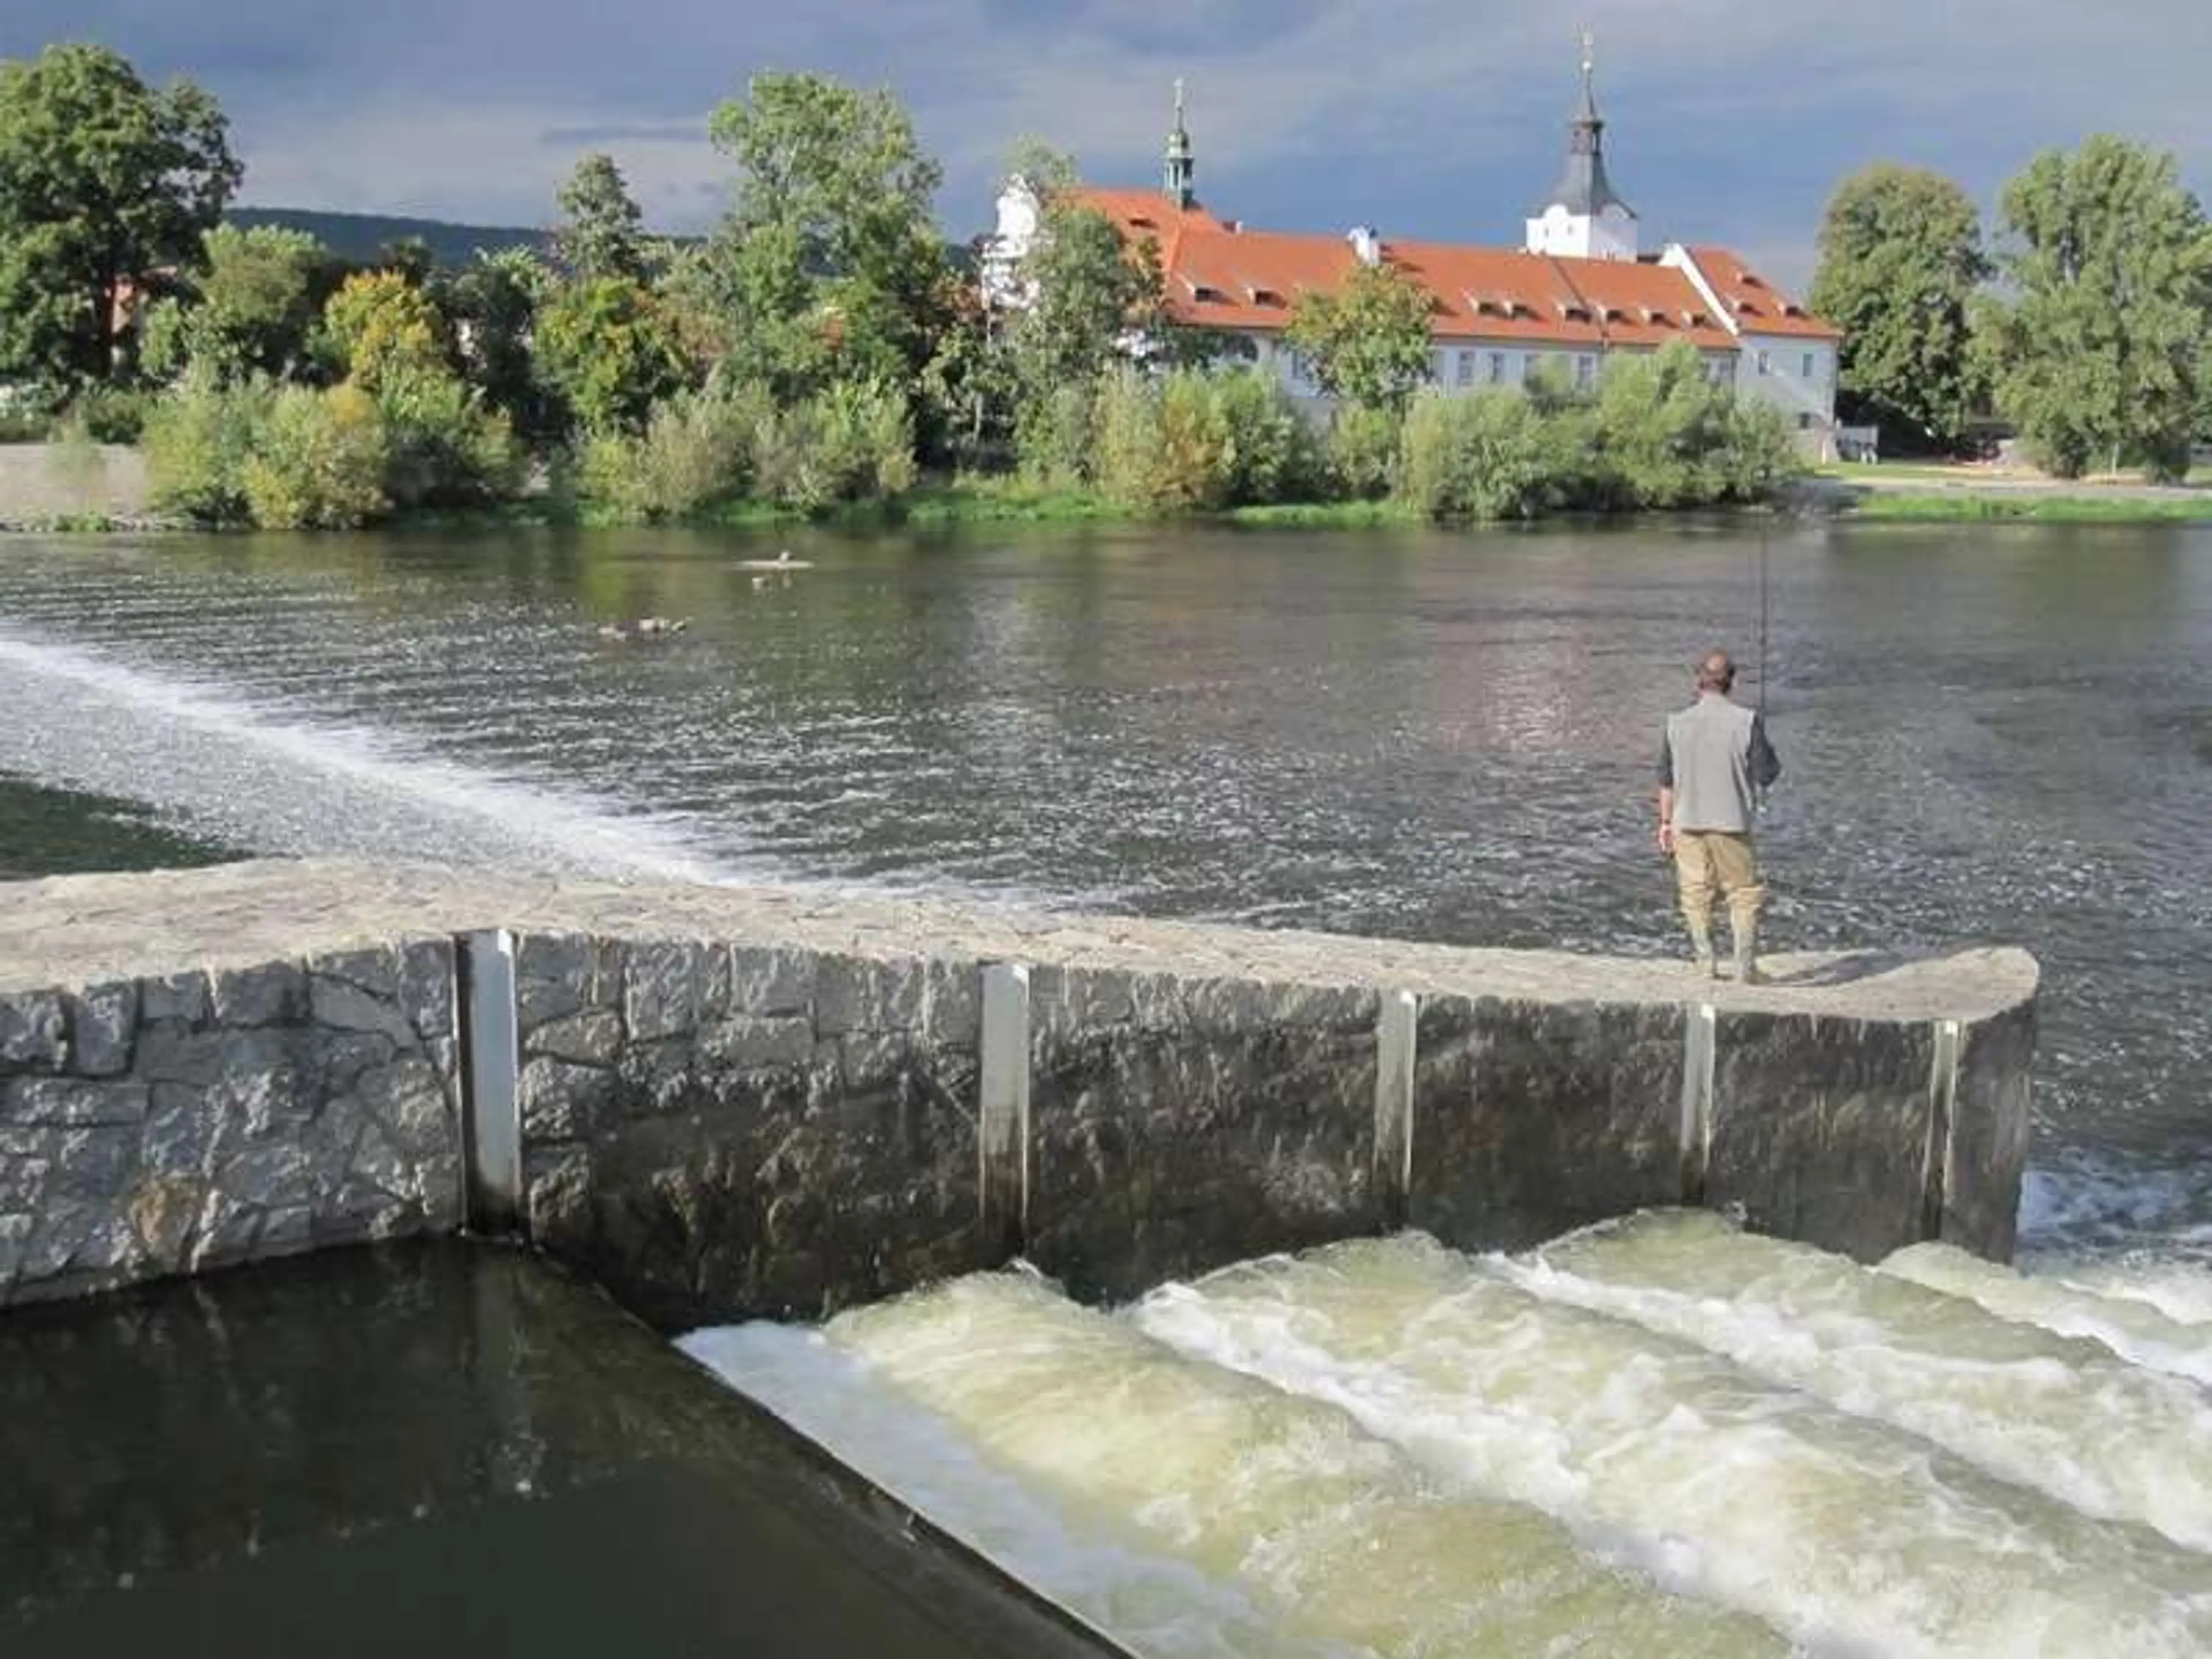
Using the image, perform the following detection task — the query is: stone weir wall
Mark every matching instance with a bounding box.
[0,861,2039,1324]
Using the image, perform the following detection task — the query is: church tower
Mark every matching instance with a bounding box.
[1525,31,1638,261]
[1164,79,1196,209]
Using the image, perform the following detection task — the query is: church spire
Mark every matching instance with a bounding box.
[1525,28,1638,259]
[1164,78,1195,209]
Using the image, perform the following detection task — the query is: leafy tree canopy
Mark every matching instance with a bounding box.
[535,274,691,435]
[1978,135,2212,481]
[1808,164,1990,453]
[1283,259,1437,412]
[143,223,334,385]
[704,72,950,397]
[0,43,240,386]
[555,153,647,283]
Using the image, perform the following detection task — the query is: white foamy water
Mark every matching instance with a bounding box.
[1501,1210,2212,1552]
[0,630,746,884]
[690,1274,1789,1658]
[1884,1241,2212,1385]
[1134,1234,2212,1659]
[679,1321,1320,1659]
[2043,1257,2212,1326]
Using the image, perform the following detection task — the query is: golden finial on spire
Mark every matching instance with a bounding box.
[1580,26,1596,81]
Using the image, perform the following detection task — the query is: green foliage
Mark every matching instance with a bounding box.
[1397,347,1800,524]
[1209,369,1317,506]
[535,274,690,435]
[142,223,334,385]
[577,382,763,520]
[751,377,916,512]
[141,370,274,525]
[372,369,522,509]
[1977,137,2212,482]
[0,43,240,387]
[324,270,450,391]
[1324,403,1403,500]
[1590,342,1743,507]
[706,72,950,400]
[1400,389,1559,520]
[238,382,389,529]
[1089,367,1316,513]
[554,154,647,283]
[1014,378,1099,487]
[1809,165,1990,452]
[1011,205,1157,392]
[62,384,153,445]
[435,247,555,436]
[1283,260,1436,412]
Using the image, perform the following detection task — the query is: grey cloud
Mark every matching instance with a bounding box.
[9,0,2206,252]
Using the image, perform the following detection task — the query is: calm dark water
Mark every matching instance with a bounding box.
[2,519,2209,1257]
[0,1242,1117,1658]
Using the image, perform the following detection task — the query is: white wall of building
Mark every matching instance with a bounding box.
[1524,203,1638,262]
[1736,335,1836,449]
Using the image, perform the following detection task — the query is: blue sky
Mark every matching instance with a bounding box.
[7,1,2209,288]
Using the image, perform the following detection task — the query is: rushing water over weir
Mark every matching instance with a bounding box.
[692,1217,2212,1659]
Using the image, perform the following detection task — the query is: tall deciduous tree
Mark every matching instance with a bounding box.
[1808,164,1989,453]
[704,72,950,398]
[1978,135,2212,481]
[1284,260,1437,412]
[0,43,240,385]
[142,224,334,384]
[554,153,647,283]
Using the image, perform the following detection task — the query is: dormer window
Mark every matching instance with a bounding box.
[1247,285,1285,307]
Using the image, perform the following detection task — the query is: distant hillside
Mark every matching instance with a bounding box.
[226,207,553,267]
[226,206,976,275]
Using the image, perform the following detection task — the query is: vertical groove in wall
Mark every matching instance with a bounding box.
[456,929,522,1236]
[1922,1017,1963,1243]
[979,962,1032,1259]
[1374,990,1418,1230]
[1679,1003,1717,1206]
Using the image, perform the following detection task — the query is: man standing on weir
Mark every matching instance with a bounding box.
[1657,649,1782,982]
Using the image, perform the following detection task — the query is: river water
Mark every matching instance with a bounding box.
[5,520,2211,1654]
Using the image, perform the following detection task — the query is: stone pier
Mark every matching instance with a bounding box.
[0,860,2037,1323]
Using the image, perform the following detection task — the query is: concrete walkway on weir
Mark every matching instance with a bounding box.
[0,1238,1126,1659]
[0,857,2036,1024]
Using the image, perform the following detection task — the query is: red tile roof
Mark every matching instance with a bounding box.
[1052,190,1835,351]
[1681,246,1840,340]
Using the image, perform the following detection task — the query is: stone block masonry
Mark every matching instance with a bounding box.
[0,861,2040,1322]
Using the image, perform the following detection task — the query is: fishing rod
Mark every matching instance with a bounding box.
[1755,515,1772,813]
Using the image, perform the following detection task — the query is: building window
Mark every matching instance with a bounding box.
[1575,355,1595,389]
[1456,350,1475,388]
[1802,352,1816,380]
[1756,349,1771,376]
[1797,413,1815,430]
[1488,351,1506,384]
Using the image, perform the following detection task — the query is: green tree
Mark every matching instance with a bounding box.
[1010,206,1156,390]
[535,274,690,434]
[435,247,554,434]
[1978,135,2212,481]
[1284,259,1437,412]
[323,269,450,391]
[705,71,950,399]
[0,43,240,386]
[1808,164,1990,453]
[142,223,333,384]
[554,153,647,283]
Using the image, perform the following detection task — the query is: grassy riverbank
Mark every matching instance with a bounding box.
[1843,492,2212,525]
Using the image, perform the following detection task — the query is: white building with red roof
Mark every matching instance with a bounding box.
[982,44,1843,454]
